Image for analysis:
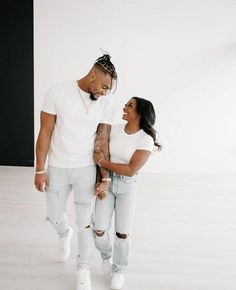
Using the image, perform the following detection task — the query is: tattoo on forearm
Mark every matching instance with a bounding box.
[94,123,111,178]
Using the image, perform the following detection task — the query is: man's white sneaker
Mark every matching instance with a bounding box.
[101,258,112,275]
[111,272,124,289]
[76,269,91,290]
[58,226,73,262]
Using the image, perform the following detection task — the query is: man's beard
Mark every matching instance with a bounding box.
[89,93,98,101]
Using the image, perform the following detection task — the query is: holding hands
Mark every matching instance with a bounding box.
[95,180,109,200]
[94,146,109,200]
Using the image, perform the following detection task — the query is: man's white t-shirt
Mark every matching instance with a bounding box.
[109,124,154,164]
[42,81,114,168]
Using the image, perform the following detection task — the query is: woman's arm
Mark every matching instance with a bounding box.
[94,150,151,177]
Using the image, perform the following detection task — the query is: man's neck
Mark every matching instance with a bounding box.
[77,77,89,93]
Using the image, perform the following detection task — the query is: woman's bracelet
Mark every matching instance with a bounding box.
[35,170,46,175]
[98,158,104,167]
[102,178,111,182]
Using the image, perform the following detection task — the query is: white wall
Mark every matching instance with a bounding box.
[34,0,236,174]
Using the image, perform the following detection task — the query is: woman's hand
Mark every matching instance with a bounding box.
[95,181,109,200]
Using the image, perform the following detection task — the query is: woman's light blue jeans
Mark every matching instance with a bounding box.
[94,172,137,273]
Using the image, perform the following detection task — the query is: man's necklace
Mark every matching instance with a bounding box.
[76,80,95,114]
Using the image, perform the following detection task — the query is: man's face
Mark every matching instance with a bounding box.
[88,70,112,100]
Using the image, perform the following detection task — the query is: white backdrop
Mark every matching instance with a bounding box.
[34,0,236,174]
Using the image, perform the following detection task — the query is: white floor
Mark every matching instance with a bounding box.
[0,166,236,290]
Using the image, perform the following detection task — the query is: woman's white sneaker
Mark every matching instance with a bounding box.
[58,226,74,262]
[111,272,124,289]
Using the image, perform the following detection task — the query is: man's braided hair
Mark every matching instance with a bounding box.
[94,53,117,92]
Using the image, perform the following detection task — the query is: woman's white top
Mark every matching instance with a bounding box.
[109,124,154,164]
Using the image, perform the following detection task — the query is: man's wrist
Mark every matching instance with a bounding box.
[102,177,111,182]
[35,169,46,175]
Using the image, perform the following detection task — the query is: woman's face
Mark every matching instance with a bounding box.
[122,98,140,122]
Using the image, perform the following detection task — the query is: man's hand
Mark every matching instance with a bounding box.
[95,181,109,200]
[34,173,49,192]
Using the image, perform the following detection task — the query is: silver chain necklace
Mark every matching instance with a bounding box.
[76,81,95,114]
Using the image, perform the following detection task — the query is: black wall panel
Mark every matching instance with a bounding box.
[0,1,34,166]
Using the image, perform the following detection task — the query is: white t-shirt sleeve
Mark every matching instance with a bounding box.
[100,99,115,125]
[41,87,57,115]
[136,134,154,152]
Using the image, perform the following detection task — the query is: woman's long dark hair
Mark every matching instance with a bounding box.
[133,97,162,151]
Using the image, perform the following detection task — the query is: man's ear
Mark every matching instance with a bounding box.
[90,70,96,82]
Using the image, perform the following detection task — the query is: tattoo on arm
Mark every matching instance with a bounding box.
[94,123,111,180]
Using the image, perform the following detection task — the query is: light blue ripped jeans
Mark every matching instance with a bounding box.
[45,165,96,269]
[94,172,137,273]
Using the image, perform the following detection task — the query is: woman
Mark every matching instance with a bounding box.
[93,97,161,290]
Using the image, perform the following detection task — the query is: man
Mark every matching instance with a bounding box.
[34,53,117,290]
